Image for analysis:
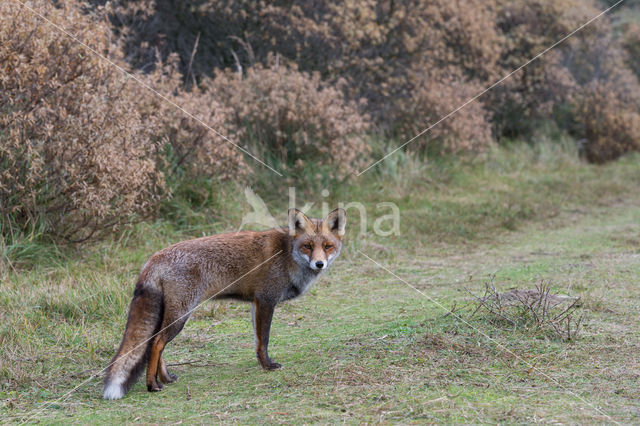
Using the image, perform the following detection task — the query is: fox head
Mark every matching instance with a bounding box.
[288,208,346,271]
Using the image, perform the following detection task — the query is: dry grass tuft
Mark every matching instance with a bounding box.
[467,281,584,341]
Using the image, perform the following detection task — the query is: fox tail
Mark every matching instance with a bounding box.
[103,282,163,400]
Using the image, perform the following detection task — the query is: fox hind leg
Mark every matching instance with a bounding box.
[146,311,188,391]
[146,334,166,392]
[158,355,177,384]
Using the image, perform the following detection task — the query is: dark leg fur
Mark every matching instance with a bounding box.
[253,298,281,370]
[158,356,178,384]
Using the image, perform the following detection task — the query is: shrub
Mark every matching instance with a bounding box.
[0,0,165,242]
[622,22,640,80]
[3,0,640,248]
[311,0,502,151]
[0,1,247,242]
[105,0,500,154]
[491,0,593,138]
[468,282,584,341]
[573,79,640,163]
[564,24,640,162]
[396,69,493,154]
[342,0,498,152]
[138,54,247,181]
[491,0,640,162]
[203,59,371,177]
[104,0,640,160]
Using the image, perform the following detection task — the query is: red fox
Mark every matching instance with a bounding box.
[103,208,346,399]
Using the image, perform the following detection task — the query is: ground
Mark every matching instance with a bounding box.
[1,150,639,424]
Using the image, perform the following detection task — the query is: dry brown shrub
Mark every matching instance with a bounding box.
[564,24,640,163]
[622,22,640,80]
[491,0,640,162]
[92,0,640,161]
[0,1,247,241]
[491,0,596,137]
[105,0,500,154]
[356,0,498,152]
[283,0,500,153]
[468,282,584,341]
[3,0,639,248]
[0,0,166,241]
[203,59,371,176]
[396,69,492,154]
[137,54,247,181]
[573,79,640,163]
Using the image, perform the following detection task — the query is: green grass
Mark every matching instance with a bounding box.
[1,145,640,423]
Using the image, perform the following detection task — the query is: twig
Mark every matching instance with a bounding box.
[167,359,220,367]
[185,32,200,89]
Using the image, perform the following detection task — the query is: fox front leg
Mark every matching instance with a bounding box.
[251,298,281,370]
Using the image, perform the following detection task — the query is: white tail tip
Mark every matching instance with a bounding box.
[103,381,125,400]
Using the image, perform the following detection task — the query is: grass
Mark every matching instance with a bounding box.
[1,144,640,423]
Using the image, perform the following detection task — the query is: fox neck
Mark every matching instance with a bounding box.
[282,235,327,301]
[284,264,322,302]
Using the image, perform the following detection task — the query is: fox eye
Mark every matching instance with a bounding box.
[303,243,313,250]
[324,243,333,249]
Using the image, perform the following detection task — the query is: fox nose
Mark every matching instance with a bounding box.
[315,261,325,269]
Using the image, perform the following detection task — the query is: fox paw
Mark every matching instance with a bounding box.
[258,354,282,370]
[160,373,178,384]
[264,362,282,371]
[147,382,163,392]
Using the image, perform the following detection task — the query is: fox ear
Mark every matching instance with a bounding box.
[288,208,314,236]
[324,208,346,238]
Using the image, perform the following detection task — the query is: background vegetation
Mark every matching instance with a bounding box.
[1,0,640,423]
[2,0,640,244]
